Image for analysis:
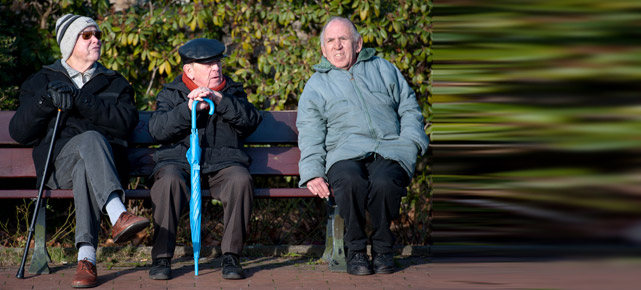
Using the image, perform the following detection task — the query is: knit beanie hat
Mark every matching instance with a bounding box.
[55,14,99,61]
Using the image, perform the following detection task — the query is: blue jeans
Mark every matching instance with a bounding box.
[46,131,125,248]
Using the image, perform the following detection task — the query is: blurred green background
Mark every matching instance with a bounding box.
[430,0,641,247]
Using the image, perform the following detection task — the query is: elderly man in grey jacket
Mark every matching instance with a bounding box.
[296,16,429,276]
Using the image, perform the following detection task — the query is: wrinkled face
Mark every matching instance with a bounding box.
[321,19,362,70]
[70,26,101,64]
[186,60,224,89]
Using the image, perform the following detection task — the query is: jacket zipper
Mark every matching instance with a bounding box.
[347,70,380,153]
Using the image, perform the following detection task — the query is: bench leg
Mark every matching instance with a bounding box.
[29,201,50,274]
[322,198,346,272]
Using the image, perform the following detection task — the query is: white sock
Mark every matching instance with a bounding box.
[105,192,127,225]
[78,243,96,265]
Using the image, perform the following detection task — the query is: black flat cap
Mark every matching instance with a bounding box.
[179,38,227,64]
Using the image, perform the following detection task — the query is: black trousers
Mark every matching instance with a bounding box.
[327,154,410,254]
[149,164,254,259]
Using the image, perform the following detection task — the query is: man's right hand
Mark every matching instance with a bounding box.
[187,87,215,111]
[46,81,76,111]
[306,177,331,199]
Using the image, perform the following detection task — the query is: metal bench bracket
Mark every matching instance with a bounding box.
[322,197,346,272]
[29,201,51,274]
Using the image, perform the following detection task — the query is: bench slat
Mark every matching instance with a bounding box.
[0,147,301,178]
[0,148,34,177]
[0,188,314,199]
[0,111,14,145]
[244,110,298,144]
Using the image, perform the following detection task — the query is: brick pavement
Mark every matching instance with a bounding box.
[2,255,640,290]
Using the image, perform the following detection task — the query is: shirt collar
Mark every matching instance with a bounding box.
[62,61,97,88]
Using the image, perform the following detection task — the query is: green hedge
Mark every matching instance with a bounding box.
[0,0,431,113]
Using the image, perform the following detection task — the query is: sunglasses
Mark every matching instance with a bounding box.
[78,31,102,40]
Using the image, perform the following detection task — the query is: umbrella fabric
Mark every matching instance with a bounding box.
[186,98,215,276]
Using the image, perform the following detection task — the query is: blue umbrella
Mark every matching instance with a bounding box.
[187,98,215,276]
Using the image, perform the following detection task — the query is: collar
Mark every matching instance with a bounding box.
[61,61,97,88]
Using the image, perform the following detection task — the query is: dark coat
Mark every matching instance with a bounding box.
[9,60,138,184]
[148,74,262,175]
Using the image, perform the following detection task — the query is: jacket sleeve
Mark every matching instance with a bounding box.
[74,75,139,141]
[296,80,328,187]
[215,86,262,139]
[9,73,57,146]
[148,87,192,144]
[388,60,429,156]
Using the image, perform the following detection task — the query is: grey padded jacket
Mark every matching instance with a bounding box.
[296,48,429,187]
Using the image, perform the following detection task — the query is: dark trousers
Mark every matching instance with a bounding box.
[150,164,254,259]
[327,154,410,254]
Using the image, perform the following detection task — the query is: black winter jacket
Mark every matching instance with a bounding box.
[9,60,138,184]
[148,74,262,175]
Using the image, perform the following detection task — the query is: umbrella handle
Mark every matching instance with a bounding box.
[191,99,216,129]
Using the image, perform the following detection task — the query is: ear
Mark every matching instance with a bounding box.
[183,64,194,79]
[355,36,363,54]
[321,43,328,59]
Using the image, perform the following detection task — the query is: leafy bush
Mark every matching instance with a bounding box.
[1,0,431,112]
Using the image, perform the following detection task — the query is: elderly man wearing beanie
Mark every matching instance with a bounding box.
[147,38,261,280]
[9,14,149,288]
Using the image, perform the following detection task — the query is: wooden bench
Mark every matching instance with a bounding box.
[0,110,346,274]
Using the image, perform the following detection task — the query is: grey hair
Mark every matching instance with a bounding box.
[319,16,361,48]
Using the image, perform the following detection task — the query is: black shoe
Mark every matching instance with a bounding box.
[222,253,245,280]
[372,251,395,274]
[346,250,373,276]
[149,258,171,280]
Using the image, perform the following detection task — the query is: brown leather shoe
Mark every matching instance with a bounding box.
[111,212,149,243]
[72,259,97,288]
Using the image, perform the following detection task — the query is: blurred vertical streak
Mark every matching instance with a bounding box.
[431,0,641,250]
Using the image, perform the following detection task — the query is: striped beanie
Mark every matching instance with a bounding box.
[55,14,99,61]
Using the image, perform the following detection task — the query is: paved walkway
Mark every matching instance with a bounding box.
[2,255,640,290]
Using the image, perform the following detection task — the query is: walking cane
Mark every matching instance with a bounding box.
[16,109,62,279]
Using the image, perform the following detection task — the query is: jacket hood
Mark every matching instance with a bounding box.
[313,47,376,73]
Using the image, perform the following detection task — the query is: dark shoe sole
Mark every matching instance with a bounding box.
[149,272,171,280]
[71,281,98,288]
[347,268,374,276]
[222,272,246,280]
[113,220,149,243]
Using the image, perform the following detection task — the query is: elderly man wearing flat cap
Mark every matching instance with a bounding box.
[148,38,262,280]
[9,14,149,288]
